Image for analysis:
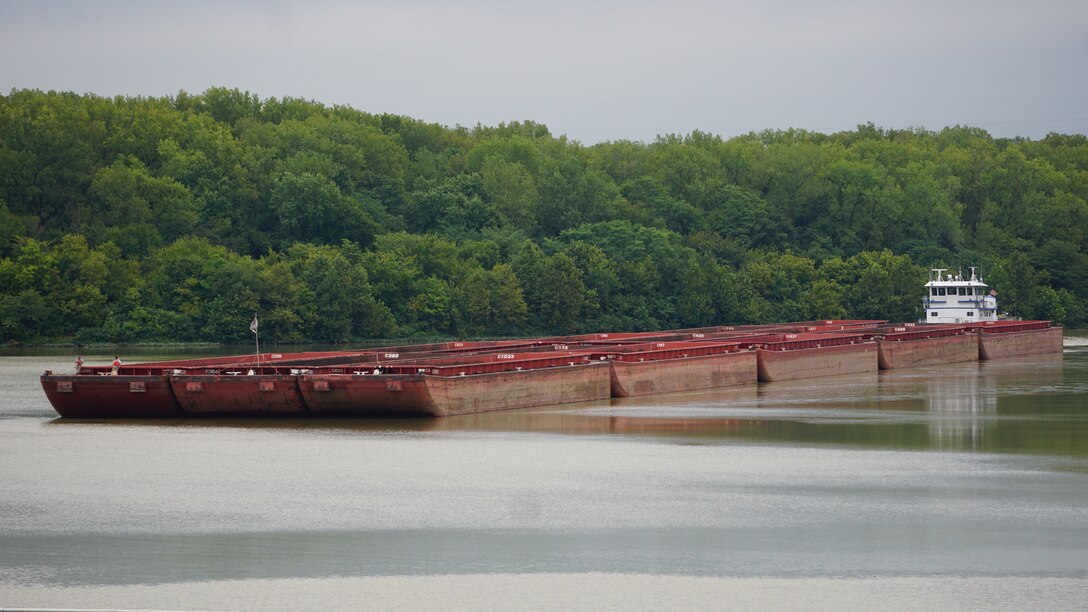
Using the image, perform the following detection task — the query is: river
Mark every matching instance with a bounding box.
[2,335,1087,610]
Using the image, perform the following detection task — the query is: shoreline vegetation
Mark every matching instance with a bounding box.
[2,88,1086,345]
[0,335,508,352]
[6,336,464,348]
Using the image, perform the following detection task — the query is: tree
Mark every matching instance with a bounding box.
[404,174,504,236]
[269,172,378,246]
[843,250,924,322]
[481,157,538,233]
[89,156,200,251]
[286,243,395,341]
[620,177,702,235]
[535,156,623,236]
[537,252,586,333]
[407,276,458,333]
[459,263,528,335]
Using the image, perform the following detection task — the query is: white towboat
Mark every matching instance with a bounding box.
[923,267,999,324]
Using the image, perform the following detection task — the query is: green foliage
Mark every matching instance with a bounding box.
[269,172,380,246]
[404,174,501,236]
[286,242,396,341]
[1,88,1086,343]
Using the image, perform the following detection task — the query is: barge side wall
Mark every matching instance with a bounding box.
[978,327,1064,360]
[298,375,432,416]
[609,352,757,397]
[877,334,979,369]
[169,375,310,416]
[424,362,612,417]
[41,375,183,418]
[757,343,878,382]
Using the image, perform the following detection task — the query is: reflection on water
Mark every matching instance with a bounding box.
[924,363,995,451]
[920,355,1063,452]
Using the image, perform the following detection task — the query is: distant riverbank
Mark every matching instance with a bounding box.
[0,335,511,357]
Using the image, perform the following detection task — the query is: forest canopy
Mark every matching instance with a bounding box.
[1,88,1085,343]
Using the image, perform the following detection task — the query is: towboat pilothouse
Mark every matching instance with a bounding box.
[923,267,998,324]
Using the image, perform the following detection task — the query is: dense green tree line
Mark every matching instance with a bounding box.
[1,88,1085,343]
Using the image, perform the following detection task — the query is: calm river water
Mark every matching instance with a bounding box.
[2,336,1088,611]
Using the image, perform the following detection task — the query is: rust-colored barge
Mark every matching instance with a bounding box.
[601,341,757,397]
[973,320,1066,360]
[749,332,879,382]
[43,372,184,419]
[871,324,978,370]
[298,351,612,417]
[40,319,1064,419]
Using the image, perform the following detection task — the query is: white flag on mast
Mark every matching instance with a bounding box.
[250,315,259,334]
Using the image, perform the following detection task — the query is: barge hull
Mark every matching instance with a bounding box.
[757,343,878,382]
[41,375,183,418]
[610,351,757,397]
[978,327,1065,360]
[169,375,310,416]
[877,334,979,369]
[298,375,432,416]
[424,362,612,417]
[300,363,612,417]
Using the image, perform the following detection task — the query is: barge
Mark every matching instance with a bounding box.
[41,271,1064,418]
[751,332,878,382]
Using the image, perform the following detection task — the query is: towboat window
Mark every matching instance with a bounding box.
[967,311,974,317]
[960,287,968,296]
[929,311,937,317]
[937,287,946,296]
[931,288,938,296]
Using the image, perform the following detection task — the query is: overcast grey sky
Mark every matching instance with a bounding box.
[2,0,1086,143]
